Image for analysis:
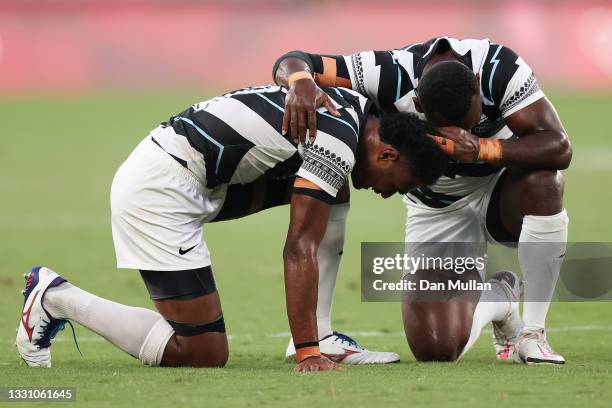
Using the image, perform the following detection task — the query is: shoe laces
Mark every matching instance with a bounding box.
[36,319,82,356]
[522,328,555,351]
[332,331,363,350]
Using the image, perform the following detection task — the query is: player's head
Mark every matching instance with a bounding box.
[414,60,482,130]
[351,113,447,198]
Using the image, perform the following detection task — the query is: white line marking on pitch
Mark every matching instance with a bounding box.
[9,325,612,344]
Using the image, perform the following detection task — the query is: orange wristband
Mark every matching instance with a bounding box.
[478,139,503,162]
[288,71,313,87]
[296,346,321,363]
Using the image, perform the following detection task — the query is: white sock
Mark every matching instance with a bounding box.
[316,203,349,339]
[519,209,569,329]
[44,282,173,366]
[458,283,510,359]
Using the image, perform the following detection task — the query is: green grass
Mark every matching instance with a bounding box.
[1,92,611,407]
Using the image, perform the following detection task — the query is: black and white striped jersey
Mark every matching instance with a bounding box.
[292,37,544,208]
[150,85,371,197]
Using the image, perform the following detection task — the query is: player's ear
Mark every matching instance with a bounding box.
[413,97,423,113]
[378,146,400,163]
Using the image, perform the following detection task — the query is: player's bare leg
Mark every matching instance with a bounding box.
[402,299,474,362]
[401,268,520,362]
[18,266,227,368]
[153,291,228,367]
[493,168,568,364]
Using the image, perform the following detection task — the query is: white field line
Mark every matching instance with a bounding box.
[7,325,612,344]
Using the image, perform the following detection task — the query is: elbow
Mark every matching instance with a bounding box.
[555,132,573,170]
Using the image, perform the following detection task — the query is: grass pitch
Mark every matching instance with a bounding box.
[1,92,611,407]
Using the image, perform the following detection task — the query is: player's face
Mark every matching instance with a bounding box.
[352,122,422,198]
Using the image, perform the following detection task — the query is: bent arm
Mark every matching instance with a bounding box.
[500,97,572,170]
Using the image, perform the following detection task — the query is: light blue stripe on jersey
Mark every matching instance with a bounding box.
[388,51,402,101]
[319,111,358,140]
[173,116,224,174]
[255,93,285,112]
[488,45,503,100]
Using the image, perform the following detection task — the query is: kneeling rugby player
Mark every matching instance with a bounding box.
[17,84,447,372]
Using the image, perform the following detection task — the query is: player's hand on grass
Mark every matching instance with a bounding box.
[282,77,340,144]
[294,356,343,373]
[435,126,480,162]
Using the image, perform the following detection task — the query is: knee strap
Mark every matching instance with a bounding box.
[167,315,226,336]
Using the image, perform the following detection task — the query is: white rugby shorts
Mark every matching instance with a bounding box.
[403,169,507,277]
[110,137,227,271]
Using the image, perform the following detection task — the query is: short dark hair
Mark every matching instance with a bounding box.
[379,112,447,185]
[417,60,479,124]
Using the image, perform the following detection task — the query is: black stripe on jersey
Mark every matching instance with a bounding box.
[329,87,373,131]
[181,110,255,188]
[481,45,520,106]
[410,187,463,209]
[444,161,503,179]
[373,51,400,112]
[229,91,286,137]
[315,110,359,153]
[265,151,302,179]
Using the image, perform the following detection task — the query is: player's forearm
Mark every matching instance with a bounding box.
[498,130,572,170]
[274,56,313,88]
[283,244,319,345]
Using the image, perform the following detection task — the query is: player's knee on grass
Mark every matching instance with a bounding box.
[140,267,229,367]
[402,300,474,362]
[163,320,229,368]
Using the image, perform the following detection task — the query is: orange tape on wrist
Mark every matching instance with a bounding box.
[478,139,503,162]
[288,71,313,87]
[296,346,321,363]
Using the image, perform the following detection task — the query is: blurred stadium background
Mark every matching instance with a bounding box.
[1,1,612,407]
[1,0,611,93]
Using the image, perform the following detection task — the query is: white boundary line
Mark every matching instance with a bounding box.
[8,324,612,344]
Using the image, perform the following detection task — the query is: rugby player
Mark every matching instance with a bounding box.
[16,85,447,372]
[273,37,572,364]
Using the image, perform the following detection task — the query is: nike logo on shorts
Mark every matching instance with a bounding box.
[179,244,198,255]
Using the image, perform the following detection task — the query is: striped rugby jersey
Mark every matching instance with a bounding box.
[287,37,544,208]
[150,85,371,197]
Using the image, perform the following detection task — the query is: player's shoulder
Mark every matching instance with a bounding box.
[479,43,541,115]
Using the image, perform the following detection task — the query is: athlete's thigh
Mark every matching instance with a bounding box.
[486,168,564,241]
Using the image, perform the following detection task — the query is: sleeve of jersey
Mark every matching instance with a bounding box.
[488,46,545,118]
[344,50,407,112]
[295,124,357,200]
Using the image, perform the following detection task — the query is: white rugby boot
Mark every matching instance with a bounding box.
[285,332,400,364]
[16,266,76,367]
[514,327,565,365]
[489,271,524,361]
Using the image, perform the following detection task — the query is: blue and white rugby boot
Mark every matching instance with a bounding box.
[16,266,72,367]
[285,332,400,364]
